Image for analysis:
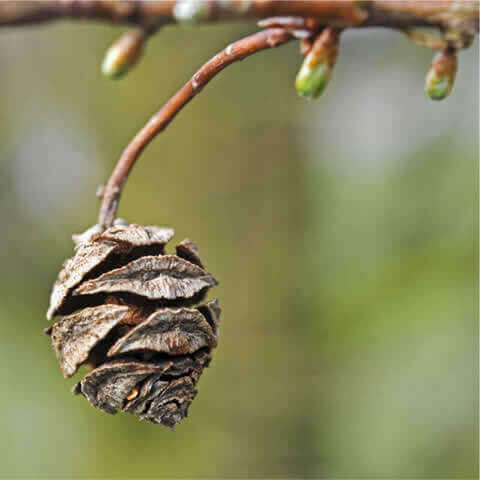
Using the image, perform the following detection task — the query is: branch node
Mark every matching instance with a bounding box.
[405,29,448,51]
[173,0,210,25]
[96,184,105,199]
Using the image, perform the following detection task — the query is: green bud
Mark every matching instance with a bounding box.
[295,28,339,100]
[102,30,144,79]
[173,0,209,25]
[425,50,457,101]
[295,61,331,100]
[426,74,452,100]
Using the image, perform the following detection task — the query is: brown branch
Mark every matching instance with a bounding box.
[97,27,293,228]
[3,1,477,228]
[0,1,478,33]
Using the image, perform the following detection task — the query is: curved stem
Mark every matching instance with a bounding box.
[98,27,293,228]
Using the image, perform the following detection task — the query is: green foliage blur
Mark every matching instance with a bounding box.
[0,21,477,478]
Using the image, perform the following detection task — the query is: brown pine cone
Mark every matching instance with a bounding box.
[45,220,220,428]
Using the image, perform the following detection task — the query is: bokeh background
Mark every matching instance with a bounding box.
[0,18,477,479]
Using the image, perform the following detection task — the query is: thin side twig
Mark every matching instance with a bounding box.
[98,27,293,228]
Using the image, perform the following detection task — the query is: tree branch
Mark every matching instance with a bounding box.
[3,1,477,228]
[97,27,293,228]
[0,1,478,33]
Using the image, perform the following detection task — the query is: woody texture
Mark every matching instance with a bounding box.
[45,221,220,428]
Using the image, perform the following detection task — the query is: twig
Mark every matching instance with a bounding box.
[97,27,293,228]
[3,0,477,227]
[0,1,478,33]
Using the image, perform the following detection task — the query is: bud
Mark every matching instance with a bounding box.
[102,30,145,79]
[295,28,340,100]
[173,0,209,24]
[425,50,457,100]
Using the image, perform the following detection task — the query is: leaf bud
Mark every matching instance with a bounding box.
[295,28,340,100]
[102,30,145,79]
[425,49,457,100]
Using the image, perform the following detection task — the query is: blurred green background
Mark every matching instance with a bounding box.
[0,19,477,479]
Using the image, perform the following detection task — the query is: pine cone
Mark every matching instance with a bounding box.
[45,220,220,428]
